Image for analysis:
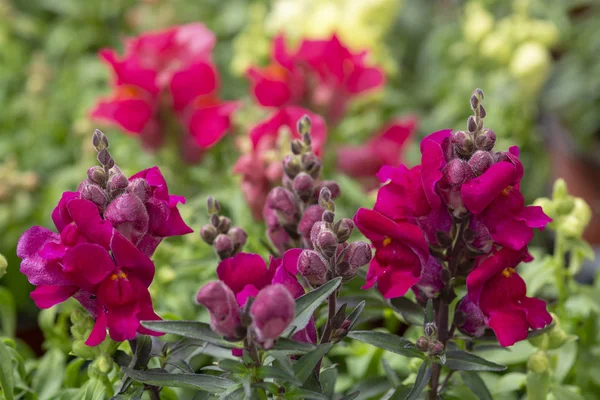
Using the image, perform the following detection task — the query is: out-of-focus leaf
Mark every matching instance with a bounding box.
[258,366,302,386]
[550,385,585,400]
[554,341,577,383]
[389,297,424,326]
[141,320,242,349]
[347,331,424,358]
[122,368,235,394]
[460,371,493,400]
[293,343,334,383]
[0,288,16,337]
[406,360,432,400]
[0,339,15,400]
[424,299,434,325]
[444,350,506,371]
[32,348,66,400]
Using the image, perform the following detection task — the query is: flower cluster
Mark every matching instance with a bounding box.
[17,131,192,345]
[200,197,248,260]
[355,89,552,346]
[91,24,236,163]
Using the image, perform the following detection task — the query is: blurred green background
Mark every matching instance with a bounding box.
[0,0,598,353]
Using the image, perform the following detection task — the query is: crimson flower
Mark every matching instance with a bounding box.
[466,248,552,346]
[91,24,236,162]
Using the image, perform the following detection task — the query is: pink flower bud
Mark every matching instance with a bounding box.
[454,297,486,338]
[104,194,149,243]
[146,197,170,232]
[266,187,298,221]
[298,250,328,286]
[127,178,151,203]
[251,284,295,348]
[334,218,354,243]
[314,180,340,201]
[316,230,338,258]
[451,130,473,158]
[283,155,301,178]
[215,234,234,259]
[345,241,372,268]
[87,166,107,186]
[468,150,494,176]
[475,129,496,151]
[200,224,218,244]
[228,227,247,252]
[439,159,473,189]
[107,172,129,195]
[80,183,109,209]
[301,153,321,177]
[292,173,315,201]
[298,205,324,247]
[196,281,243,340]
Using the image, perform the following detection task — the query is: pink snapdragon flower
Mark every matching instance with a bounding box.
[248,35,384,124]
[18,198,161,345]
[337,118,416,189]
[234,107,327,219]
[91,24,236,162]
[466,248,552,347]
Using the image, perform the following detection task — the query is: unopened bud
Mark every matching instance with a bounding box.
[345,241,372,268]
[92,129,109,151]
[228,227,248,252]
[197,281,243,340]
[451,130,473,158]
[298,115,312,136]
[316,229,338,258]
[468,150,494,176]
[318,187,333,211]
[318,181,341,200]
[527,351,550,374]
[479,105,486,119]
[473,88,484,101]
[298,250,328,286]
[291,140,303,155]
[215,234,234,259]
[475,129,496,151]
[251,284,295,349]
[322,210,335,223]
[292,173,314,201]
[97,354,113,374]
[206,196,221,215]
[454,297,486,338]
[467,116,478,133]
[301,153,321,177]
[298,205,324,245]
[218,217,232,234]
[470,95,479,111]
[0,254,7,279]
[97,149,113,167]
[127,178,151,203]
[80,184,109,209]
[87,166,107,186]
[440,159,473,189]
[334,218,354,243]
[266,188,298,218]
[424,322,437,337]
[200,224,218,244]
[416,336,430,352]
[107,172,129,195]
[282,155,301,178]
[104,194,149,243]
[428,340,445,356]
[72,339,96,359]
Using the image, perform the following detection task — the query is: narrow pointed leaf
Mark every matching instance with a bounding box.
[258,366,302,386]
[293,343,334,383]
[217,359,246,374]
[424,299,434,325]
[287,278,342,335]
[122,368,235,394]
[444,350,507,371]
[271,337,316,354]
[406,360,432,400]
[288,389,329,400]
[141,320,242,349]
[0,340,14,400]
[347,331,424,358]
[389,298,424,326]
[460,371,493,400]
[346,301,366,331]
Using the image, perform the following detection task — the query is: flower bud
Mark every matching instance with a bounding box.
[424,322,437,337]
[196,281,243,340]
[80,183,109,209]
[527,351,550,374]
[345,241,372,268]
[97,149,113,168]
[301,153,321,177]
[467,116,478,133]
[72,339,96,359]
[87,166,107,186]
[451,130,473,158]
[298,250,328,286]
[107,172,129,195]
[470,94,479,111]
[292,173,314,202]
[97,354,113,374]
[218,217,232,234]
[317,181,341,200]
[316,229,338,258]
[440,159,473,189]
[454,297,486,338]
[92,129,109,151]
[251,284,295,349]
[291,139,303,155]
[334,218,354,243]
[127,178,151,203]
[297,114,312,136]
[266,188,298,221]
[428,340,445,356]
[215,234,234,260]
[322,210,335,223]
[228,227,248,252]
[146,197,170,231]
[206,196,221,215]
[479,105,486,119]
[282,155,301,178]
[298,205,324,246]
[468,150,494,176]
[416,336,430,352]
[0,254,7,280]
[104,194,149,243]
[200,224,218,244]
[475,129,496,151]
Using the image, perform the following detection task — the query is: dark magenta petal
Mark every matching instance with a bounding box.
[236,284,260,307]
[281,248,302,275]
[520,297,552,329]
[187,102,237,149]
[420,132,451,209]
[461,162,518,214]
[18,226,73,286]
[30,285,78,309]
[107,302,141,343]
[376,267,421,299]
[67,199,114,249]
[62,243,115,291]
[517,206,552,229]
[170,61,217,111]
[85,309,108,346]
[466,247,528,298]
[51,192,79,232]
[217,252,271,294]
[488,309,529,347]
[111,232,155,287]
[272,264,304,299]
[91,98,154,134]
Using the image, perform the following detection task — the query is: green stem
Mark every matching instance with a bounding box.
[314,291,338,376]
[553,233,568,314]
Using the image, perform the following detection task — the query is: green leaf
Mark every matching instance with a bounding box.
[444,350,507,372]
[320,366,337,398]
[122,368,236,394]
[287,388,329,400]
[32,348,66,400]
[217,359,246,374]
[389,297,424,326]
[460,371,493,400]
[140,320,242,349]
[0,339,15,400]
[271,337,316,354]
[293,343,334,383]
[382,359,401,388]
[130,335,152,369]
[347,331,424,358]
[0,287,16,337]
[252,382,279,395]
[64,358,86,388]
[258,366,302,386]
[74,378,106,400]
[287,278,342,336]
[385,386,412,400]
[406,360,432,400]
[346,301,366,331]
[551,385,585,400]
[425,299,434,325]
